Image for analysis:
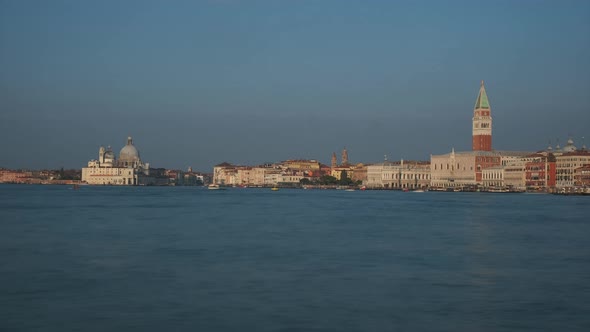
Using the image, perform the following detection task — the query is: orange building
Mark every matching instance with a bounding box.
[525,154,556,189]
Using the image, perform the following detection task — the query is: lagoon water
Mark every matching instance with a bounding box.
[1,184,589,331]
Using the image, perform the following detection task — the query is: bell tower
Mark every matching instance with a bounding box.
[472,81,492,151]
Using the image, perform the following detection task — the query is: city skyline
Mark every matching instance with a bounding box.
[1,1,589,171]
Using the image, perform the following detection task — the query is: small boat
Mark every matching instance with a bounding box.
[412,189,425,193]
[345,188,355,192]
[271,187,279,191]
[208,184,220,190]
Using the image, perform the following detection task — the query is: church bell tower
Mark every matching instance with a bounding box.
[472,81,492,151]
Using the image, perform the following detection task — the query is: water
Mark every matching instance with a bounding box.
[1,184,589,331]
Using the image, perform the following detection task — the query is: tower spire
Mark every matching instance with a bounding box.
[474,81,490,110]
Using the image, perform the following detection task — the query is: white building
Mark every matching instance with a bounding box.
[481,163,526,190]
[556,150,590,188]
[81,137,151,185]
[364,160,430,189]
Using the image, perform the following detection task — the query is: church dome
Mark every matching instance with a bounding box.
[563,138,577,153]
[119,137,140,162]
[104,148,115,160]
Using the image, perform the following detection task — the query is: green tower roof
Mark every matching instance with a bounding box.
[474,80,490,109]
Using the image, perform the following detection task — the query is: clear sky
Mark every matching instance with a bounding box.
[1,0,589,171]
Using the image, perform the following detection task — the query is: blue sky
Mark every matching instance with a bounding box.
[1,0,589,171]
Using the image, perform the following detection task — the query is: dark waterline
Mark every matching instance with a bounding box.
[1,185,589,331]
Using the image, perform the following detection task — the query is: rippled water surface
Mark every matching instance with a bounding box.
[1,184,589,331]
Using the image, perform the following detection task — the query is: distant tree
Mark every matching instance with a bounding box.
[300,178,311,185]
[337,176,353,186]
[319,175,338,185]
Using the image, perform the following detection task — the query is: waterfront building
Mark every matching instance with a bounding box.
[481,163,526,190]
[236,167,254,186]
[330,164,355,180]
[281,159,321,175]
[365,162,397,188]
[81,137,152,185]
[502,160,527,190]
[524,153,556,189]
[263,169,282,186]
[364,160,430,189]
[213,162,237,186]
[351,163,369,184]
[431,149,492,188]
[574,165,590,187]
[383,160,430,189]
[250,167,268,186]
[0,170,35,184]
[555,150,590,188]
[280,172,305,185]
[213,161,311,187]
[481,166,504,188]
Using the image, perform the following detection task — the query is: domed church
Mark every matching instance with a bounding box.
[118,136,142,167]
[82,136,152,185]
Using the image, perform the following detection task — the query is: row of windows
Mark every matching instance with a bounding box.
[92,169,133,176]
[558,158,590,162]
[433,163,474,171]
[382,174,430,180]
[557,163,588,168]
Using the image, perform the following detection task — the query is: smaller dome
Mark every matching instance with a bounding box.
[563,138,577,152]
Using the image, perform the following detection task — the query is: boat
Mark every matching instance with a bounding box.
[345,188,355,192]
[271,187,279,191]
[482,187,524,193]
[412,189,425,192]
[208,184,220,190]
